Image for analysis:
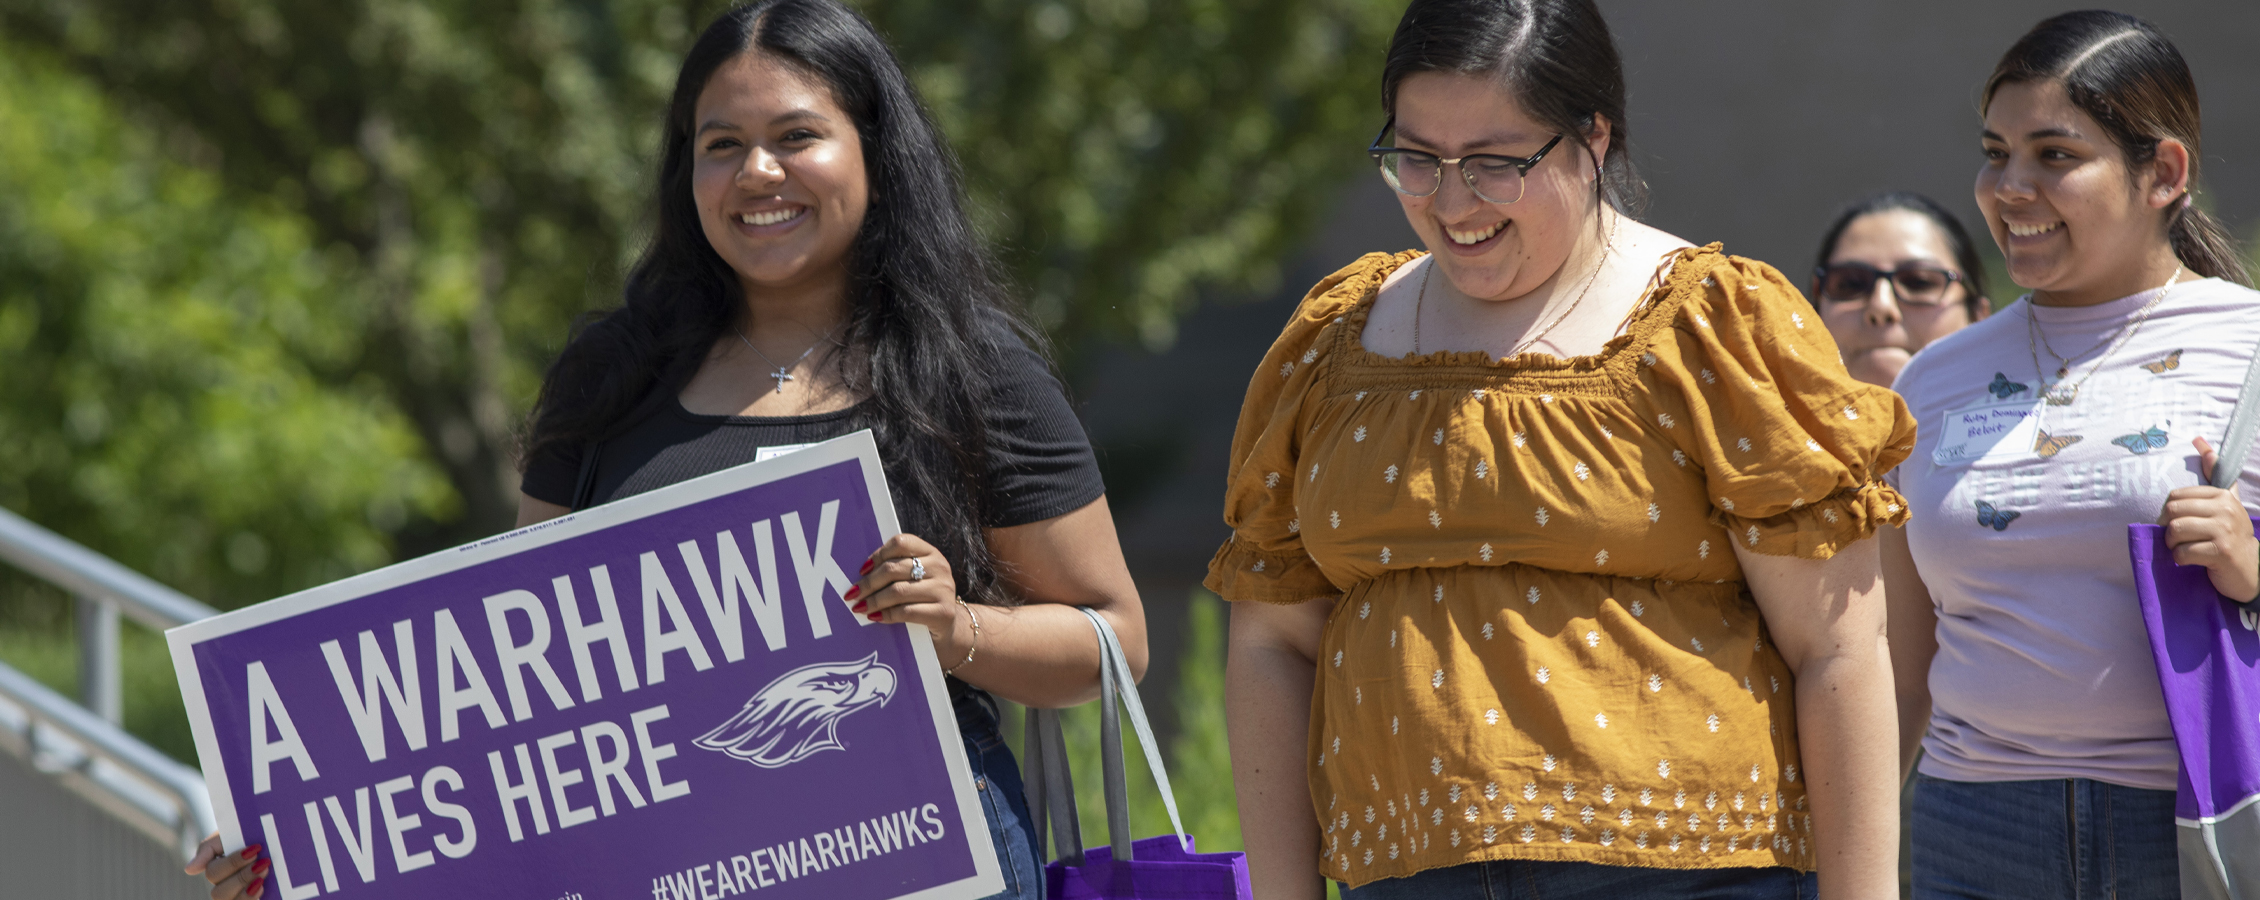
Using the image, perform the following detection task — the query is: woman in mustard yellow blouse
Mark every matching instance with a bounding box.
[1210,2,1913,899]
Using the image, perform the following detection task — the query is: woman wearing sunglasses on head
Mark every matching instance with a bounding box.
[1211,1,1914,897]
[1811,192,1991,389]
[1884,11,2258,899]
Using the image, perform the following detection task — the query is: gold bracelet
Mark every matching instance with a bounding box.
[944,600,980,676]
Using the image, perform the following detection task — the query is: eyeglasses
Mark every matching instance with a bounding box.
[1369,117,1565,205]
[1813,262,1965,306]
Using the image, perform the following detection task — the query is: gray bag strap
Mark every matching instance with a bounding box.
[2211,338,2260,490]
[1023,703,1082,864]
[1096,625,1133,861]
[1022,608,1192,865]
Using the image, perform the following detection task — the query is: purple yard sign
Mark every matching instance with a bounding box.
[166,431,1003,900]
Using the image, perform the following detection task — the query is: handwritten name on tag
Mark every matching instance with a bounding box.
[1932,400,2042,466]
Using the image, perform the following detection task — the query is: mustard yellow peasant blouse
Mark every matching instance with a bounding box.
[1204,246,1914,885]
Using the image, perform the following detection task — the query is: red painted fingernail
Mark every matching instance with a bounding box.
[860,559,875,575]
[852,601,867,613]
[844,585,862,601]
[866,612,882,622]
[239,845,261,860]
[252,859,270,875]
[248,876,266,897]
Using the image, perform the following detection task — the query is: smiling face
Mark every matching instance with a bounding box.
[692,51,869,301]
[1977,79,2182,303]
[1389,72,1602,302]
[1817,209,1980,387]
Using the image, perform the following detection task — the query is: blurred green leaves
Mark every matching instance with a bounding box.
[0,48,454,605]
[866,0,1400,350]
[0,0,1397,602]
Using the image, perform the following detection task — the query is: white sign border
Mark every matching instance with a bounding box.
[165,429,1005,900]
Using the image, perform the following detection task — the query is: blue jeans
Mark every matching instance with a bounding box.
[1910,774,2178,899]
[956,682,1044,900]
[1339,859,1816,899]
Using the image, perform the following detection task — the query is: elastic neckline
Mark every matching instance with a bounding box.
[669,395,870,426]
[1328,243,1725,389]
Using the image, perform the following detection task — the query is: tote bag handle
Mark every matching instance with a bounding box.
[1023,606,1192,864]
[2210,335,2260,490]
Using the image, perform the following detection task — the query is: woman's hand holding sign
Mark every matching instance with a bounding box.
[185,838,266,899]
[845,500,1147,708]
[2160,437,2260,603]
[852,534,974,667]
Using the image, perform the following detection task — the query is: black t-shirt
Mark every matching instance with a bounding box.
[520,337,1106,534]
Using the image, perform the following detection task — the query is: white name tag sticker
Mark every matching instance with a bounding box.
[1932,399,2043,466]
[754,442,818,463]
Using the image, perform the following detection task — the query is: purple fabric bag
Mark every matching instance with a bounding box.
[1024,608,1253,900]
[2128,336,2260,899]
[2129,495,2260,900]
[1045,835,1254,900]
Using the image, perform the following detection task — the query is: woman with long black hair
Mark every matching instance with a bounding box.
[1886,11,2257,898]
[187,2,1143,898]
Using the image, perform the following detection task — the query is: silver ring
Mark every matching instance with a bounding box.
[907,558,927,582]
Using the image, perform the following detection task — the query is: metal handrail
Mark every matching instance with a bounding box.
[0,658,217,860]
[0,505,221,861]
[0,506,217,629]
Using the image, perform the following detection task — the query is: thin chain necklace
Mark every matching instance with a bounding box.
[1414,217,1618,358]
[2024,265,2180,406]
[2029,269,2179,375]
[1509,217,1617,358]
[1414,262,1433,354]
[737,322,845,394]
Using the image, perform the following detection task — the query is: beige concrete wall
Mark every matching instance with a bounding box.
[1607,0,2259,287]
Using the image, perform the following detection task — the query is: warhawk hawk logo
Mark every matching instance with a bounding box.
[695,654,899,768]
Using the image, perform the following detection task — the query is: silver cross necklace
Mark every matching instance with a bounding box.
[736,323,844,394]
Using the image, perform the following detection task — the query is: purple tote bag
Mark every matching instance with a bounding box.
[2128,520,2260,897]
[2127,341,2260,900]
[1044,836,1254,900]
[1022,608,1253,900]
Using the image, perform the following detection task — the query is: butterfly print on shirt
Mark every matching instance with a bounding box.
[2033,429,2082,459]
[1975,500,2021,532]
[2110,425,2169,455]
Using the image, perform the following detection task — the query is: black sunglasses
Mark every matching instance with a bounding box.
[1813,262,1965,307]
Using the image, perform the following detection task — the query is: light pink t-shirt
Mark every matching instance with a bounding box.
[1890,276,2260,789]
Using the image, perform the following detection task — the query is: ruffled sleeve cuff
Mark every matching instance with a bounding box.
[1204,537,1339,605]
[1710,480,1910,560]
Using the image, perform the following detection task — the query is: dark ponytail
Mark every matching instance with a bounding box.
[1984,10,2249,285]
[2167,204,2248,288]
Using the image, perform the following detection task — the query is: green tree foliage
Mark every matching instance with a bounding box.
[864,0,1401,349]
[0,0,1400,576]
[0,48,454,606]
